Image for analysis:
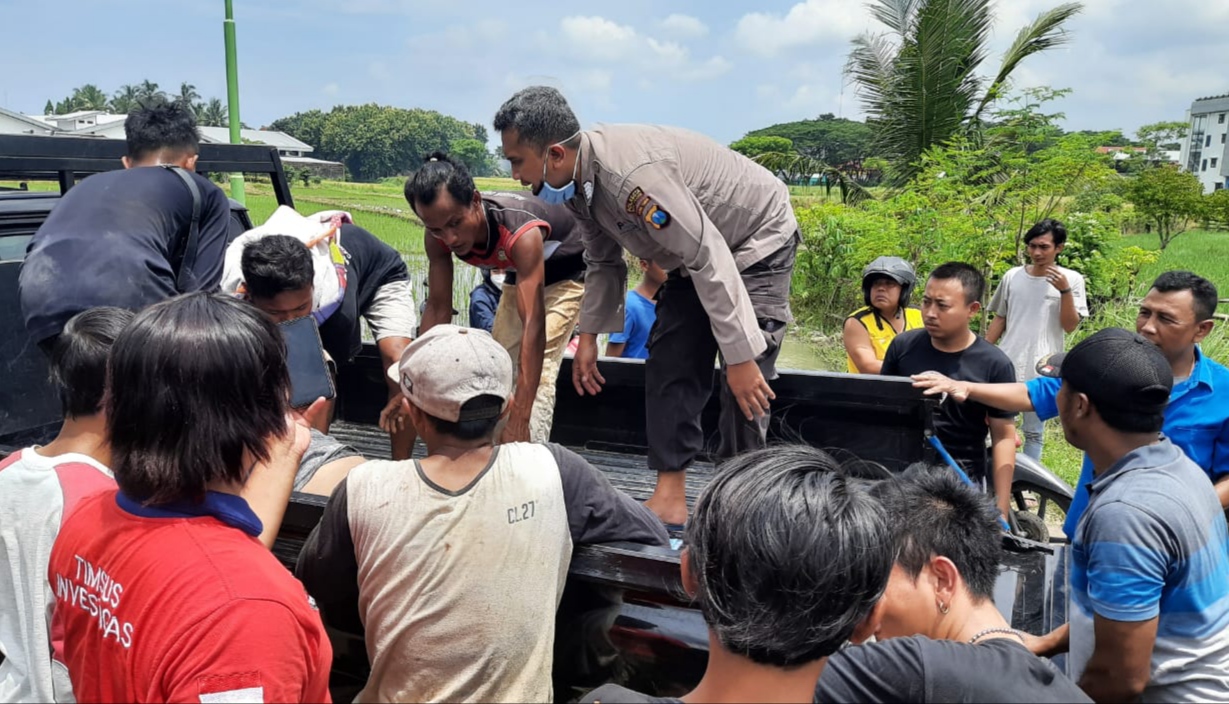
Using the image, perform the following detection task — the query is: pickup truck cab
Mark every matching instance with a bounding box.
[0,134,1072,701]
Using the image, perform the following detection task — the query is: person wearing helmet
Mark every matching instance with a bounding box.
[844,256,923,374]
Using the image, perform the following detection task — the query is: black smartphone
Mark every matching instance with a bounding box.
[279,316,336,409]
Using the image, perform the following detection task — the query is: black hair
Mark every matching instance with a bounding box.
[929,262,985,304]
[241,235,314,299]
[872,463,1003,601]
[404,152,476,215]
[107,292,291,505]
[423,394,504,441]
[1151,270,1219,322]
[1024,218,1068,247]
[124,100,200,161]
[685,445,891,667]
[49,307,135,418]
[1066,379,1166,434]
[493,86,582,151]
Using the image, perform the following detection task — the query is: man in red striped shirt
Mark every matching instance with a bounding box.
[406,152,590,443]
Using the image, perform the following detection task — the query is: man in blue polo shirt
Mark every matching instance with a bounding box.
[912,271,1229,536]
[1023,328,1229,702]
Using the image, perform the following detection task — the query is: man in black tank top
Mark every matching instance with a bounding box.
[406,153,587,443]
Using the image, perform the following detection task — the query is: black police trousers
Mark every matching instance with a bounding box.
[645,235,798,473]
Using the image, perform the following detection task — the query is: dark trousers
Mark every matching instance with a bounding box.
[645,238,797,472]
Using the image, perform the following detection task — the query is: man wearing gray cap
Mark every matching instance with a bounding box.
[1024,328,1229,703]
[295,324,668,702]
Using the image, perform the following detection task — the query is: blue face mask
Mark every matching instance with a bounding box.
[537,141,579,205]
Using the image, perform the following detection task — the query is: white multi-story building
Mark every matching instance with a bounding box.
[1179,93,1229,193]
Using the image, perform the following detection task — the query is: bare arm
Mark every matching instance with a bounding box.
[605,341,626,358]
[989,417,1016,521]
[1216,477,1229,510]
[986,315,1007,344]
[843,317,882,374]
[240,399,326,549]
[503,229,548,443]
[421,235,456,334]
[1046,266,1083,334]
[1024,622,1069,658]
[911,372,1035,413]
[1059,290,1081,333]
[1079,616,1158,702]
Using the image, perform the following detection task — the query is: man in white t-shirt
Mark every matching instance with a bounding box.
[986,219,1088,460]
[296,324,668,702]
[0,308,132,703]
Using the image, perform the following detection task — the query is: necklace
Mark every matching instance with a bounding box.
[968,627,1025,645]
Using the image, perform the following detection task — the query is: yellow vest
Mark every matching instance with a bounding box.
[845,306,924,373]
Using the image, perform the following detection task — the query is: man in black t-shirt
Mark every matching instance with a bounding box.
[582,447,891,704]
[816,465,1089,703]
[20,102,232,348]
[881,262,1016,520]
[239,228,416,457]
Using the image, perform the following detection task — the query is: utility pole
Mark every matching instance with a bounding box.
[224,0,245,205]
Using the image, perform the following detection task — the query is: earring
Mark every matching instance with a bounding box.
[938,601,949,615]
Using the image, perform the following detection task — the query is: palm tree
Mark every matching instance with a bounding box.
[846,0,1082,185]
[136,79,165,105]
[178,82,202,114]
[197,98,228,127]
[110,84,141,114]
[70,84,110,112]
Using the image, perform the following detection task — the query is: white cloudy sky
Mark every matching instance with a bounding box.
[2,0,1225,145]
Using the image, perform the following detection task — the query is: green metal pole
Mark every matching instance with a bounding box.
[224,0,245,205]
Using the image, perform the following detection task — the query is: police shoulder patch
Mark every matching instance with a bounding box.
[624,187,644,214]
[644,205,670,230]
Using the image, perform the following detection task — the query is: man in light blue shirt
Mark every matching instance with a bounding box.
[911,271,1229,536]
[1025,328,1229,702]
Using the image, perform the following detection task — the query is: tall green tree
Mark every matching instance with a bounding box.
[729,136,794,158]
[110,84,141,113]
[70,84,110,111]
[846,0,1082,184]
[745,115,875,164]
[1129,166,1205,250]
[269,109,329,150]
[43,100,54,115]
[198,98,228,127]
[449,138,494,176]
[1135,120,1188,152]
[137,80,164,104]
[178,83,201,112]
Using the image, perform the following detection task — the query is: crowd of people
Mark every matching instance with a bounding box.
[1,88,1228,704]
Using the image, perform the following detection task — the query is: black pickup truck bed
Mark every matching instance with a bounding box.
[270,350,1068,701]
[330,420,717,509]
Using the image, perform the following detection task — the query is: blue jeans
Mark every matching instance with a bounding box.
[1022,411,1045,461]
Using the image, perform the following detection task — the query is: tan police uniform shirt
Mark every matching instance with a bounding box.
[569,124,798,366]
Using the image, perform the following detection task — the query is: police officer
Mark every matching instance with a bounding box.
[495,86,799,525]
[843,256,923,374]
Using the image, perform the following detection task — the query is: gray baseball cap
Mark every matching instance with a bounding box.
[386,324,514,422]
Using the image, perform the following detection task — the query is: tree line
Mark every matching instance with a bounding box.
[44,80,234,128]
[268,106,496,182]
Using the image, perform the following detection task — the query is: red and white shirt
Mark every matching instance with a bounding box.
[459,192,588,285]
[48,489,332,703]
[0,448,114,703]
